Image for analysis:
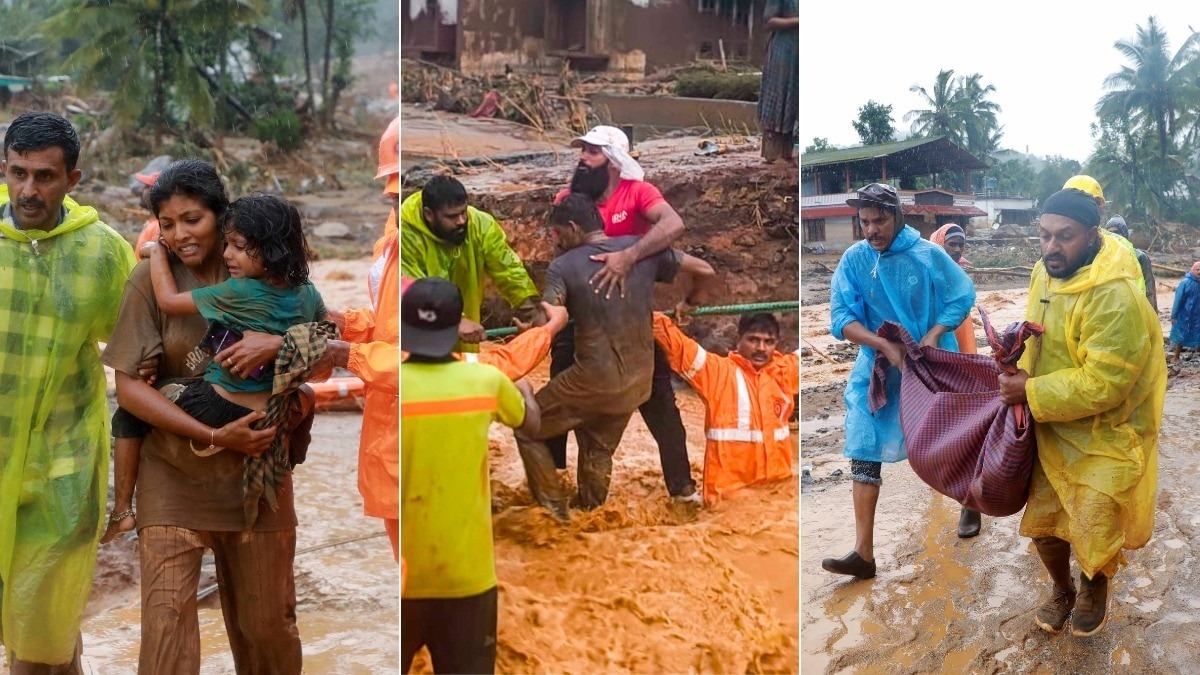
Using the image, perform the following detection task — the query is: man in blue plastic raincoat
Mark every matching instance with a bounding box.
[821,183,975,580]
[400,174,542,353]
[999,188,1165,638]
[0,112,136,670]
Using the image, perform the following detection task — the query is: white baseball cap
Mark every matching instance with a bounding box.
[570,125,630,154]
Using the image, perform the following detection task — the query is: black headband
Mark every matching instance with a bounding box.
[1042,189,1100,228]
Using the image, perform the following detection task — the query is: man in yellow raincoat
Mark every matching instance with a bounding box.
[999,187,1165,638]
[0,112,136,669]
[400,174,541,352]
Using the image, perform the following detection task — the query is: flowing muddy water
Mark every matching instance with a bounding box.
[74,413,400,674]
[408,357,801,674]
[801,280,1200,673]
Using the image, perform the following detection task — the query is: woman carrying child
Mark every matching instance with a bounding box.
[101,159,315,674]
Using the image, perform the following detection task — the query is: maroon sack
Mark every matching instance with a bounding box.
[867,309,1044,517]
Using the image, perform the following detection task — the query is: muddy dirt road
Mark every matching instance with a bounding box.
[800,279,1200,673]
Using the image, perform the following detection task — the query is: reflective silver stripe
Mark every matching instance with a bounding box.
[463,353,479,363]
[734,369,751,431]
[684,347,708,380]
[707,428,764,442]
[368,248,390,310]
[705,427,789,443]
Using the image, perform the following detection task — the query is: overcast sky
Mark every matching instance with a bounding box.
[799,2,1198,163]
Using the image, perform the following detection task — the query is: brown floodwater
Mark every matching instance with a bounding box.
[74,414,399,674]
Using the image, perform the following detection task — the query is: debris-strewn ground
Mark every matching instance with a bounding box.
[801,266,1200,673]
[401,102,799,354]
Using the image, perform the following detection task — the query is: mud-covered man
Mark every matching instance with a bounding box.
[399,174,541,351]
[821,183,975,579]
[549,125,701,503]
[998,188,1164,637]
[515,193,714,517]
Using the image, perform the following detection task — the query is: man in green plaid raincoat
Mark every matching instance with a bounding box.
[0,112,135,670]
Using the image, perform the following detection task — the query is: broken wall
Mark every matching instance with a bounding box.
[424,0,771,76]
[402,0,458,61]
[457,0,549,74]
[613,0,769,69]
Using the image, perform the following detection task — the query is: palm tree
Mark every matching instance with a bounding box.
[905,69,962,144]
[43,0,264,147]
[1087,113,1182,221]
[1097,16,1200,161]
[956,73,1003,157]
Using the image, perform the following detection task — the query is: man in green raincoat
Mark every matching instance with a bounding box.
[400,175,541,352]
[999,188,1165,639]
[0,112,136,670]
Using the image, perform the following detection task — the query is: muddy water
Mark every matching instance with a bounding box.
[408,358,800,673]
[72,414,399,673]
[801,285,1200,673]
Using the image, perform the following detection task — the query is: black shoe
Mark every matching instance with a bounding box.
[821,550,876,579]
[957,507,982,538]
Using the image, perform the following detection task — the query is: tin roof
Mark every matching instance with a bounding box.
[801,136,989,174]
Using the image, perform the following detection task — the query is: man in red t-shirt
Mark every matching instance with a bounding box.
[550,125,699,502]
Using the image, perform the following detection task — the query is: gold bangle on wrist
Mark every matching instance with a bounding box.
[189,427,223,457]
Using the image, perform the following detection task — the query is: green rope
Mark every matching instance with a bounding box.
[483,300,799,339]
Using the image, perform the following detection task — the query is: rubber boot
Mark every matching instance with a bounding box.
[1071,571,1109,637]
[1032,536,1076,634]
[957,507,982,538]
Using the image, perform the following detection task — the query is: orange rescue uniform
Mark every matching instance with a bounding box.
[344,208,402,557]
[652,313,799,505]
[135,218,160,251]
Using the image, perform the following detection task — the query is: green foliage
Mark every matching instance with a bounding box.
[905,69,1003,158]
[987,157,1037,197]
[42,0,267,143]
[674,72,761,102]
[804,137,831,154]
[251,109,305,152]
[1090,16,1200,222]
[852,100,895,146]
[1035,156,1083,204]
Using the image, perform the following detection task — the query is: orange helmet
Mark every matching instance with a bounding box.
[377,116,399,194]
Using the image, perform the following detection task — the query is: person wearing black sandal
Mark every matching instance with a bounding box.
[820,183,976,579]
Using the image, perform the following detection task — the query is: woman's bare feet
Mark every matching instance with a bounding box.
[101,507,136,543]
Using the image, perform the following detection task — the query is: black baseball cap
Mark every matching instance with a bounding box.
[846,183,900,210]
[401,277,464,358]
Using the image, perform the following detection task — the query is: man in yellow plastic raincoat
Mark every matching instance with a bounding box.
[0,112,136,670]
[399,174,541,353]
[999,187,1165,639]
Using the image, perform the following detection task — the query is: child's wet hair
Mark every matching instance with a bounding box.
[220,194,311,286]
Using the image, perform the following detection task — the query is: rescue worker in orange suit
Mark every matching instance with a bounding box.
[313,118,403,556]
[316,117,567,560]
[652,310,798,505]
